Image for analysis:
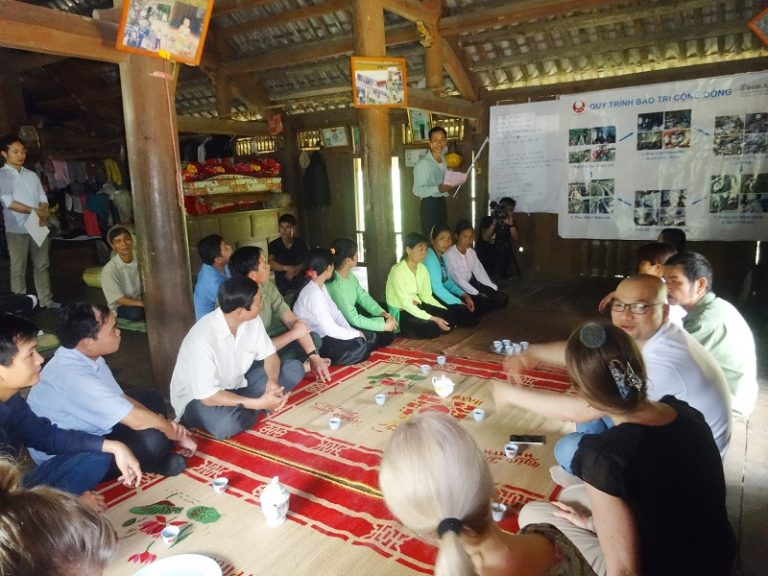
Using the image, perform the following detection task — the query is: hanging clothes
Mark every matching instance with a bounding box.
[303,151,331,208]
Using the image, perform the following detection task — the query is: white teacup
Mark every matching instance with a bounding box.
[160,524,180,545]
[419,364,431,375]
[504,345,514,355]
[329,416,341,431]
[212,477,229,494]
[436,355,447,366]
[504,442,519,458]
[520,341,529,352]
[375,393,386,406]
[492,340,503,352]
[432,375,454,398]
[490,502,507,522]
[502,339,511,347]
[472,408,485,422]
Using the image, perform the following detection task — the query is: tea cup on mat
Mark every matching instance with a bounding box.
[419,364,431,375]
[472,408,486,422]
[160,524,180,545]
[504,442,519,459]
[436,355,447,366]
[328,416,341,431]
[375,393,386,406]
[492,340,503,352]
[490,502,507,522]
[502,339,511,347]
[212,477,229,494]
[520,341,529,352]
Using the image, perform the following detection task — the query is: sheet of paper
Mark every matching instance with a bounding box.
[443,170,468,187]
[24,213,50,247]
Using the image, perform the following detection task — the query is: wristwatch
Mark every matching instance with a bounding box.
[307,349,319,357]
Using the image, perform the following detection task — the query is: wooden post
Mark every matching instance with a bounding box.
[424,32,443,92]
[353,0,395,301]
[119,55,195,395]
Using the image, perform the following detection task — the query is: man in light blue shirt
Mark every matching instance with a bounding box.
[28,302,197,476]
[412,126,453,235]
[193,234,232,320]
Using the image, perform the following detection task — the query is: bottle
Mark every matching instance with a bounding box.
[260,476,290,526]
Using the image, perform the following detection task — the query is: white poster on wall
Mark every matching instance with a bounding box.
[489,71,768,240]
[489,100,564,213]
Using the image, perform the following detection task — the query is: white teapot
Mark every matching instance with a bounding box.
[260,476,290,526]
[432,375,455,398]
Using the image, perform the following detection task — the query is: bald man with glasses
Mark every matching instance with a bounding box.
[493,274,732,483]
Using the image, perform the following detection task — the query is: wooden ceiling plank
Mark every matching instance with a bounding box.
[382,0,437,23]
[177,115,270,135]
[0,0,126,64]
[408,87,482,118]
[442,37,479,101]
[439,0,628,37]
[219,23,419,76]
[223,0,349,38]
[214,0,278,19]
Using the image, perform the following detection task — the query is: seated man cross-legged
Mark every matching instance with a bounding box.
[170,277,305,440]
[193,234,232,320]
[101,226,144,321]
[28,303,196,478]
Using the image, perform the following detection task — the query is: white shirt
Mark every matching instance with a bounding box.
[101,253,143,311]
[0,164,48,234]
[170,308,276,419]
[643,321,732,457]
[293,281,359,340]
[443,245,497,295]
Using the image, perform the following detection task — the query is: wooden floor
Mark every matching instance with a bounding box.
[9,244,768,575]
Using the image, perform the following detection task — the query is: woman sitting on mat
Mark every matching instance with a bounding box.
[0,459,117,576]
[380,412,598,576]
[326,237,396,352]
[424,225,478,327]
[518,322,736,576]
[293,248,369,366]
[385,232,455,340]
[445,219,508,310]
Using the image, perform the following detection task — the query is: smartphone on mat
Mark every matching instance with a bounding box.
[509,434,546,445]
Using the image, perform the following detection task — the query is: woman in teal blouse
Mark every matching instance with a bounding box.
[385,232,457,339]
[424,225,478,327]
[327,237,396,351]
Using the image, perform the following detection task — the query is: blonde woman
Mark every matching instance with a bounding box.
[0,459,116,575]
[379,412,597,576]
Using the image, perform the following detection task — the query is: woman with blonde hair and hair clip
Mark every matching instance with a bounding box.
[0,458,117,575]
[519,322,736,576]
[379,412,597,576]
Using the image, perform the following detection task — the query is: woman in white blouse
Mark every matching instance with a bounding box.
[444,219,508,310]
[293,248,370,365]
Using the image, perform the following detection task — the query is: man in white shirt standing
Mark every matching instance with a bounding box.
[413,126,453,235]
[0,134,57,308]
[170,276,305,439]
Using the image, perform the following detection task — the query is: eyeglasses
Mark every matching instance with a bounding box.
[610,301,663,315]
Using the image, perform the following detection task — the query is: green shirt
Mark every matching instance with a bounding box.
[326,272,386,332]
[683,291,758,416]
[258,280,291,337]
[385,259,444,323]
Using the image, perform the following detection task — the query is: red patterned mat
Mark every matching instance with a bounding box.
[101,347,573,576]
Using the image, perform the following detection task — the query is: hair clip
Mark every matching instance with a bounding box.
[608,359,644,400]
[579,322,606,349]
[304,269,316,279]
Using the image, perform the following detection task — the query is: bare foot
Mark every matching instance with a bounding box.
[79,491,106,514]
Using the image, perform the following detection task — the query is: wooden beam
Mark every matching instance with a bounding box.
[439,0,627,37]
[213,0,279,18]
[230,74,275,119]
[0,0,126,64]
[219,23,419,76]
[382,0,436,23]
[408,87,482,118]
[442,36,479,101]
[177,115,270,135]
[487,57,768,103]
[424,30,443,91]
[216,77,233,118]
[222,0,349,38]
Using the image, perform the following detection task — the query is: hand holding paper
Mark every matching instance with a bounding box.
[443,170,468,187]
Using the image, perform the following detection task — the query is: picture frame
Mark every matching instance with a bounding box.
[408,109,432,142]
[116,0,214,66]
[321,127,349,148]
[748,6,768,46]
[350,56,408,109]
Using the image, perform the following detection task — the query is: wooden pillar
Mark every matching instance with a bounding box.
[119,55,194,395]
[216,74,232,119]
[424,33,443,92]
[353,0,394,300]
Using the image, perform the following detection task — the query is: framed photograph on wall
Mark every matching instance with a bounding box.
[321,127,349,148]
[408,109,432,142]
[748,7,768,46]
[116,0,214,66]
[350,56,408,108]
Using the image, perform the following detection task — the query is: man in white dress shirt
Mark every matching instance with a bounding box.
[170,276,305,439]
